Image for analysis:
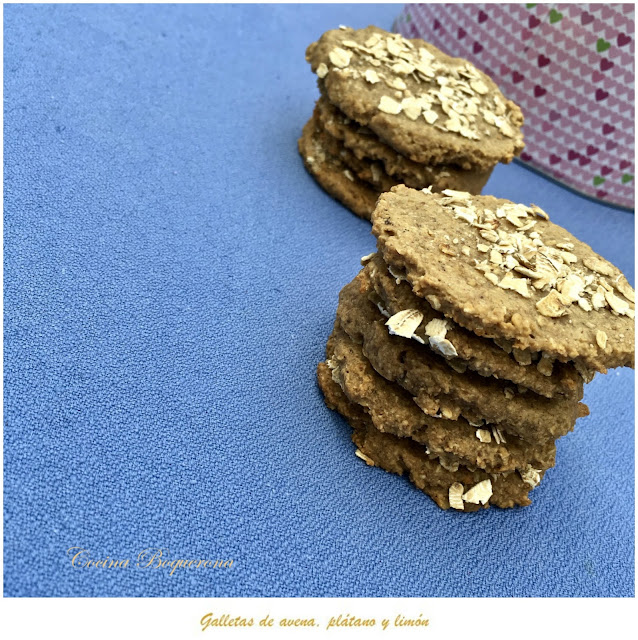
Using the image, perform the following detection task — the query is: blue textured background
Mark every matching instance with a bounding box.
[4,4,634,598]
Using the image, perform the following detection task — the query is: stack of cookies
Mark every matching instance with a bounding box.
[318,185,635,510]
[299,26,525,220]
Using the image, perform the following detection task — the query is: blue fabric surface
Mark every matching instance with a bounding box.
[3,4,634,598]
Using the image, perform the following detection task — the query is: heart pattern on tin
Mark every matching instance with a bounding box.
[534,85,547,98]
[596,38,611,53]
[528,15,541,29]
[393,4,635,208]
[549,9,563,24]
[538,54,550,68]
[617,33,631,46]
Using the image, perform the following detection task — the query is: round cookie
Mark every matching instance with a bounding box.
[315,96,493,194]
[366,253,583,399]
[326,323,556,474]
[306,26,524,170]
[317,360,540,510]
[311,110,399,192]
[372,186,635,373]
[298,115,380,219]
[336,271,588,446]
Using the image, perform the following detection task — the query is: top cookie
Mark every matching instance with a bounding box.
[306,26,524,170]
[372,185,635,373]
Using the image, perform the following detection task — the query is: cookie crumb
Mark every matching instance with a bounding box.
[512,348,532,366]
[439,458,459,473]
[537,354,554,376]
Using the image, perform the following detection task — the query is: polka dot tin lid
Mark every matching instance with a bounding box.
[394,3,635,210]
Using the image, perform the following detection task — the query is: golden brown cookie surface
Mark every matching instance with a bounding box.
[372,186,635,373]
[306,26,524,169]
[317,361,539,510]
[298,115,379,219]
[336,272,587,445]
[326,324,556,474]
[366,253,583,398]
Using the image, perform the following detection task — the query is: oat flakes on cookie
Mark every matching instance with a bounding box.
[299,25,524,219]
[326,324,557,475]
[315,97,492,195]
[336,271,587,447]
[316,186,633,511]
[372,185,635,373]
[366,252,583,399]
[317,360,539,510]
